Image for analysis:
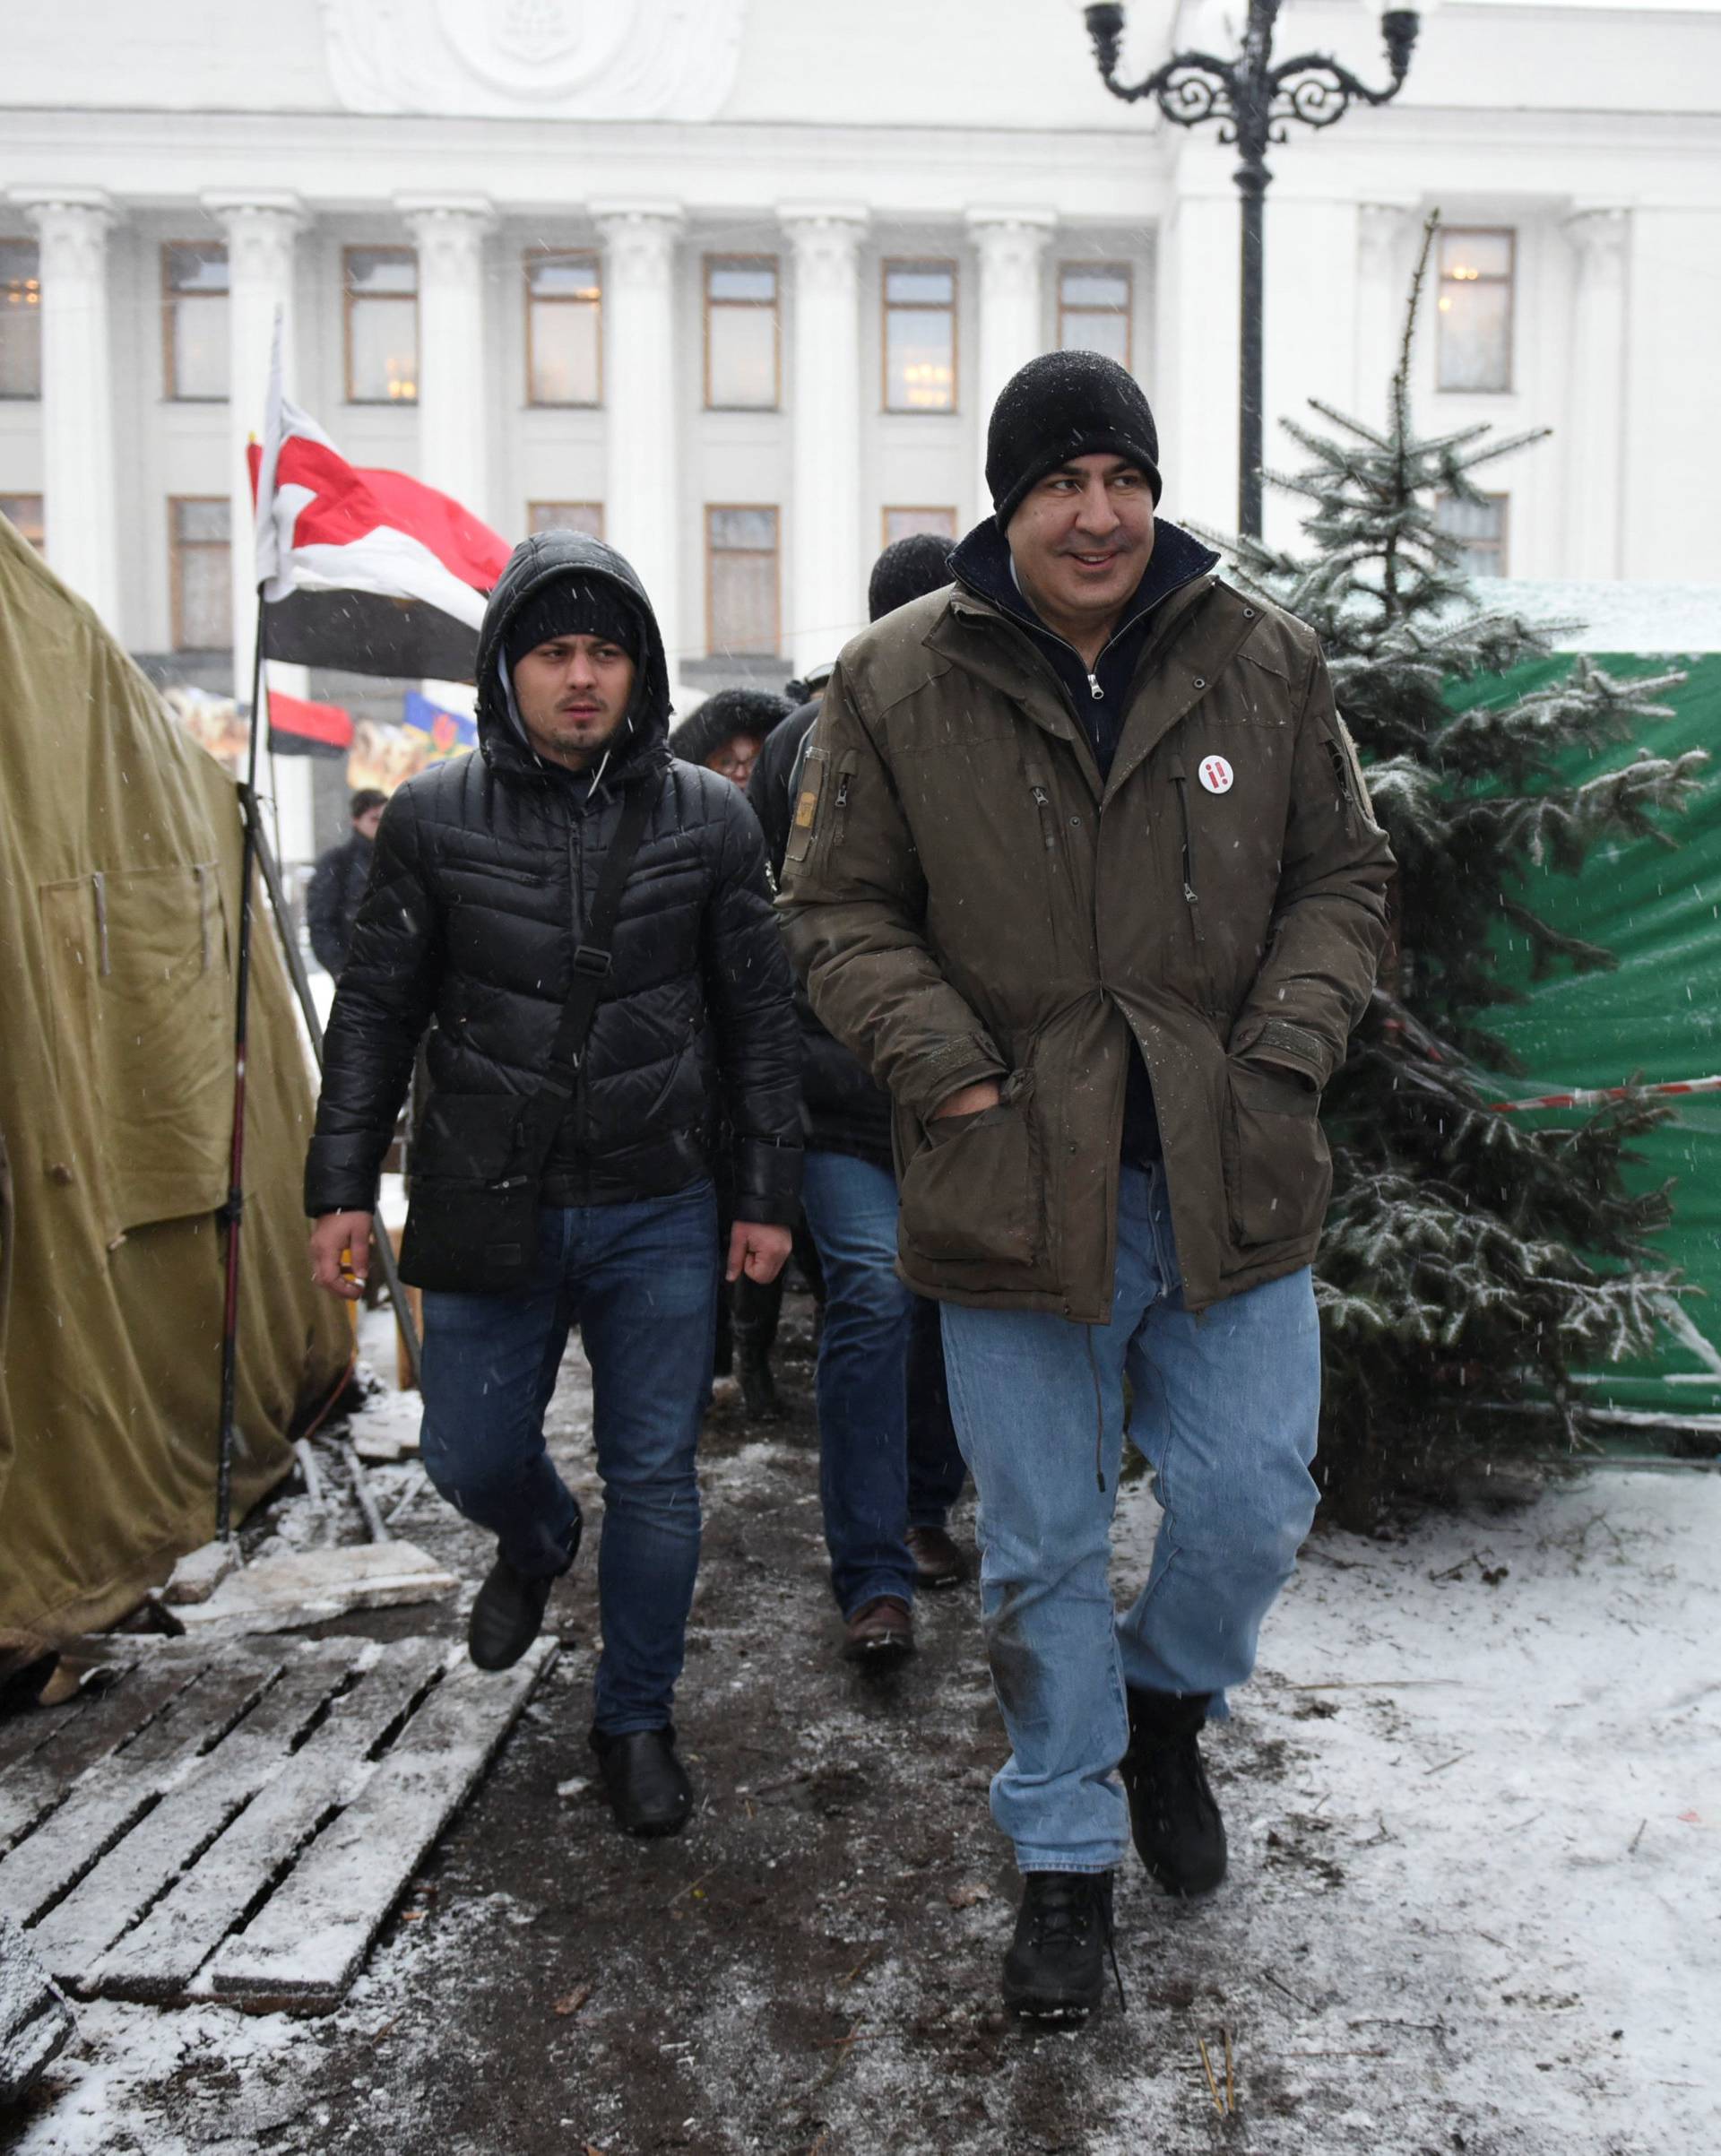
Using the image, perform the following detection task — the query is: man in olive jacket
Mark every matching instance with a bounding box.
[780,352,1392,2019]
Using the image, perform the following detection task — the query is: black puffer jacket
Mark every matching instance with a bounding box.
[748,698,893,1173]
[306,531,802,1225]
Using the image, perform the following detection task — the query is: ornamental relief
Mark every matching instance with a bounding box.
[318,0,745,120]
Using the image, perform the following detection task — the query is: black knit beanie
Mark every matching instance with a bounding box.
[504,574,643,676]
[985,350,1163,530]
[867,533,954,622]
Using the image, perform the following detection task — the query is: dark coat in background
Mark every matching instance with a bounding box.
[306,529,802,1225]
[748,698,893,1173]
[305,831,374,977]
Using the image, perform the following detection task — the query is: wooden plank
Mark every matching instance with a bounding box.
[91,1636,447,2004]
[0,1693,93,1779]
[0,1658,279,1928]
[0,1914,74,2104]
[204,1639,556,2013]
[32,1642,363,1986]
[169,1543,456,1639]
[0,1658,207,1852]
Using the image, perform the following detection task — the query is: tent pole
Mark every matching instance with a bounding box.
[250,814,424,1390]
[216,584,269,1540]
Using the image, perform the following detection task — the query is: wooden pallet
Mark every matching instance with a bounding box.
[0,1634,554,2013]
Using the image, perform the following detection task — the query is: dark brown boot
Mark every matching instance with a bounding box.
[904,1524,969,1589]
[842,1596,913,1663]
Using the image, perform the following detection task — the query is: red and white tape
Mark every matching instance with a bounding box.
[1489,1076,1721,1113]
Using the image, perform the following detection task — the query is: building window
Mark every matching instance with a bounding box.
[882,506,956,548]
[883,260,956,412]
[1,493,45,550]
[527,501,604,538]
[1436,229,1514,394]
[169,497,232,649]
[525,250,601,408]
[0,240,41,400]
[162,242,229,402]
[706,507,780,656]
[343,247,419,404]
[1058,263,1131,368]
[705,256,779,410]
[1435,492,1509,576]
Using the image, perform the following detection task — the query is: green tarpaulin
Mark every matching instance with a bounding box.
[1449,625,1721,1423]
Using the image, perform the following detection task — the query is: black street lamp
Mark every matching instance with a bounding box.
[1083,1,1421,537]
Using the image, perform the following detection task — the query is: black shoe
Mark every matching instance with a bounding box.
[467,1520,579,1673]
[1002,1871,1119,2022]
[591,1725,694,1839]
[1120,1687,1227,1897]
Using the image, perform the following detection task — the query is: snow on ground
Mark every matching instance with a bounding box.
[9,1405,1717,2152]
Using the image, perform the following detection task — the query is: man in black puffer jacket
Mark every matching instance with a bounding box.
[307,530,801,1838]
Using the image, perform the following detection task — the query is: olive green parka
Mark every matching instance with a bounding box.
[777,563,1393,1320]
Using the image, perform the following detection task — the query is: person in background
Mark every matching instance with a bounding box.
[306,788,385,978]
[749,533,973,1665]
[669,686,798,1420]
[668,687,791,792]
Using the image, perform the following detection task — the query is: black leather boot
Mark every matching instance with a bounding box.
[1120,1686,1227,1897]
[590,1724,695,1838]
[1001,1870,1118,2022]
[467,1518,580,1673]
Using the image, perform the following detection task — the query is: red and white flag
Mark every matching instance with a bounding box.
[248,316,510,682]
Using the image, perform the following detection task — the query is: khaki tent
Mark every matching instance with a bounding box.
[0,515,350,1649]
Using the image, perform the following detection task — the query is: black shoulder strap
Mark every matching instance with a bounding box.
[513,777,657,1172]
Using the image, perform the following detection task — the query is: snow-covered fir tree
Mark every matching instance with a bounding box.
[1220,217,1708,1524]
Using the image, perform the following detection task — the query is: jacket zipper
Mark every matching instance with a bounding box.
[1168,758,1206,949]
[1028,777,1058,851]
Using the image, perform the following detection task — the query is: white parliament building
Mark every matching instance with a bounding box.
[3,0,1718,860]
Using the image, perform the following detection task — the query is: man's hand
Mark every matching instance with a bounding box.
[309,1210,374,1300]
[931,1079,1003,1120]
[727,1220,793,1286]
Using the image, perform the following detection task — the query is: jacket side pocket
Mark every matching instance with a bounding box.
[1221,1061,1331,1247]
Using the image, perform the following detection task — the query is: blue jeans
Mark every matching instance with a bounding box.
[418,1181,718,1735]
[939,1164,1320,1874]
[800,1150,921,1615]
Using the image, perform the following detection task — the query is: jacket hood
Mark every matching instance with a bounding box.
[475,530,672,790]
[668,687,793,770]
[949,512,1218,637]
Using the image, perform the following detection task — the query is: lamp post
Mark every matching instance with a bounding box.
[1082,1,1420,537]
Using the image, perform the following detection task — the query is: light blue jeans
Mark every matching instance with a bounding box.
[939,1164,1320,1873]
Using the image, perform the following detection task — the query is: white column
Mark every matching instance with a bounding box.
[399,196,495,515]
[13,189,119,631]
[203,195,302,689]
[781,207,867,671]
[967,209,1056,512]
[204,193,315,864]
[1564,207,1630,582]
[1354,202,1413,425]
[593,204,684,684]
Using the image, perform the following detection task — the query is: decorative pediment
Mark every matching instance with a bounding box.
[318,0,746,120]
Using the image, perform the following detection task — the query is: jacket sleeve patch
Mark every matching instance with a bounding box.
[783,744,826,867]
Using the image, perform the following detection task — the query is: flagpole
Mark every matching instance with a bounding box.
[216,581,269,1539]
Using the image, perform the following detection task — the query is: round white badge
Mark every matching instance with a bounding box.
[1198,754,1234,796]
